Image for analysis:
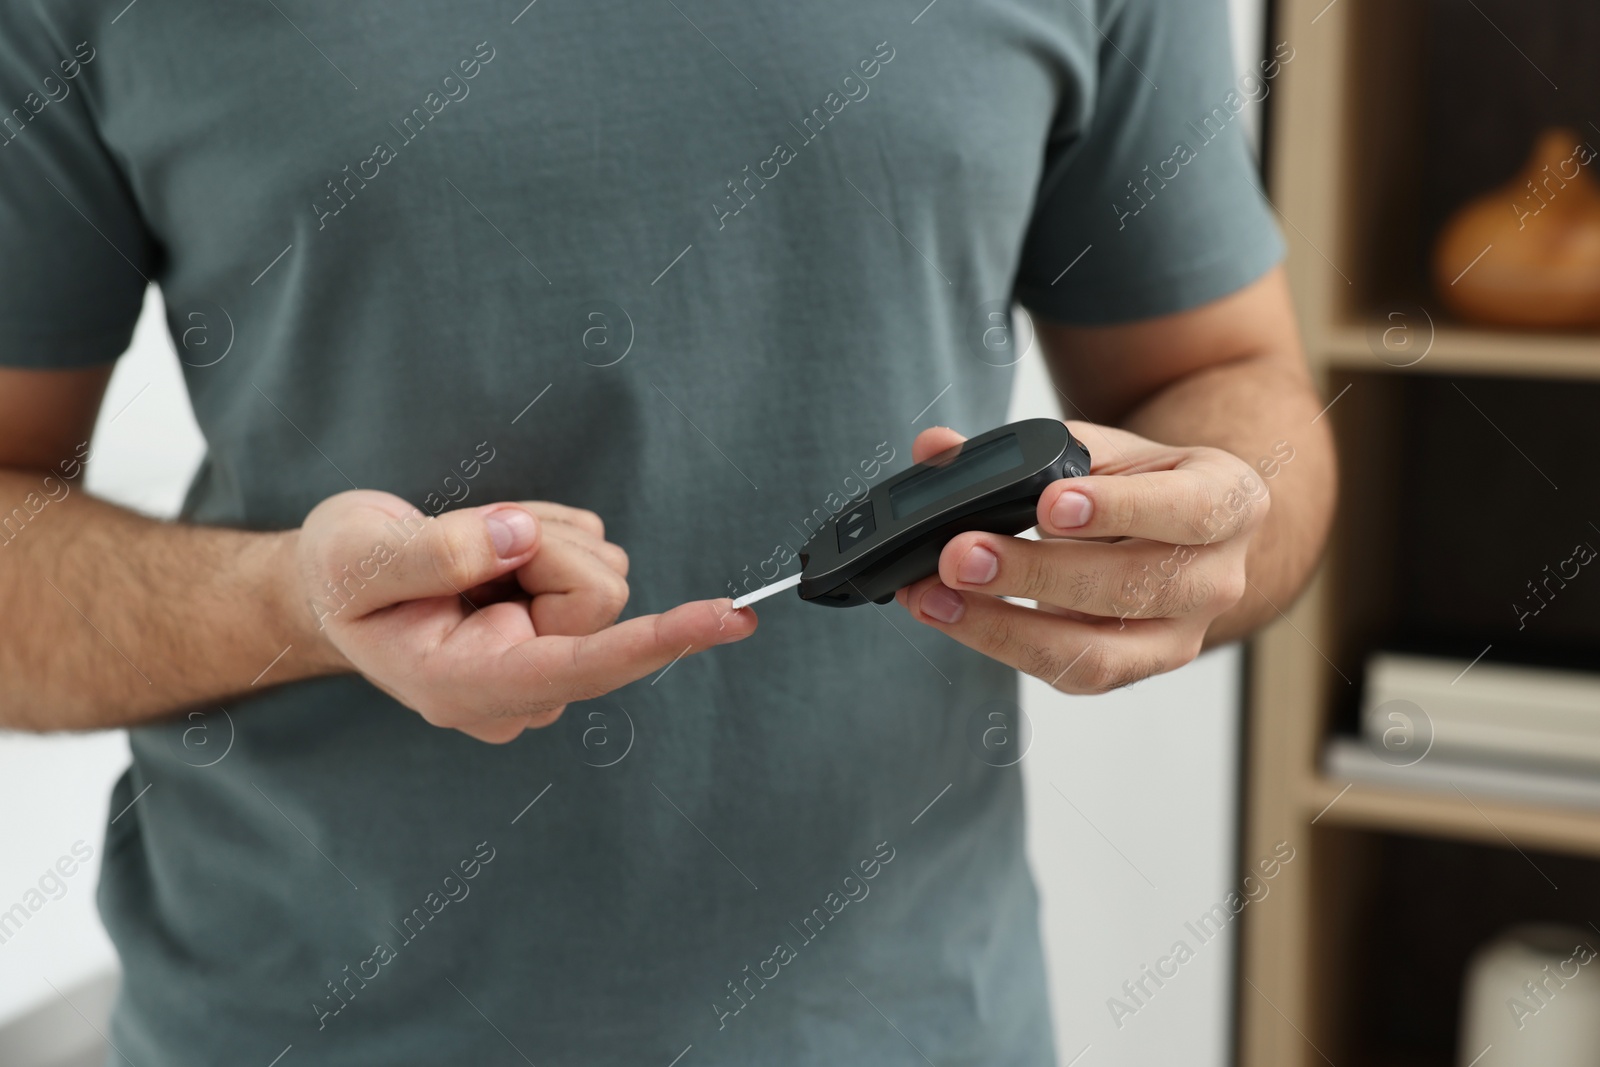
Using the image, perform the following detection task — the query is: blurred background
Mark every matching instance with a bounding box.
[13,1,1600,1066]
[1240,2,1600,1067]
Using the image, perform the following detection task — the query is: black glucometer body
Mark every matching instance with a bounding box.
[796,419,1091,607]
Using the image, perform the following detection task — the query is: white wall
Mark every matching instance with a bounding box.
[0,3,1264,1057]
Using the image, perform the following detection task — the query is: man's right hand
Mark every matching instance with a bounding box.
[291,490,755,744]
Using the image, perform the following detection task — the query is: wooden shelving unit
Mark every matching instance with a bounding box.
[1302,778,1600,860]
[1238,2,1600,1065]
[1322,326,1600,381]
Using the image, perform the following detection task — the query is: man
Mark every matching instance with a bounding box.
[0,0,1332,1063]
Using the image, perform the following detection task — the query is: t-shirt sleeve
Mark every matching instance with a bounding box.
[1014,0,1285,325]
[0,11,153,368]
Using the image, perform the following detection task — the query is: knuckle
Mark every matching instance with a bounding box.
[1114,565,1151,617]
[1122,561,1181,618]
[524,704,567,729]
[302,491,357,539]
[1226,495,1257,537]
[1193,493,1236,544]
[1066,644,1155,695]
[305,540,355,592]
[1102,658,1158,693]
[472,721,525,745]
[417,700,469,730]
[1245,471,1273,518]
[1067,568,1102,611]
[1166,572,1216,618]
[1213,568,1248,609]
[1150,482,1185,530]
[1193,464,1272,545]
[1070,645,1122,693]
[563,678,610,706]
[1184,573,1219,615]
[1020,642,1071,687]
[562,635,615,702]
[571,508,605,538]
[1104,488,1140,533]
[1157,483,1191,531]
[971,604,1018,652]
[302,532,335,575]
[1014,551,1059,603]
[595,576,630,620]
[427,529,479,590]
[1143,572,1186,617]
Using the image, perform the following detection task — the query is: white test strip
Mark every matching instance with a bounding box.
[729,573,802,609]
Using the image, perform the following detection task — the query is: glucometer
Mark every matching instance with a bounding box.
[732,418,1092,609]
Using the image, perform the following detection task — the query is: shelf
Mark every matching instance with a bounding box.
[1321,324,1600,382]
[1301,776,1600,860]
[1238,2,1600,1064]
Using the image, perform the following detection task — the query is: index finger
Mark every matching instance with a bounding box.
[1036,454,1269,546]
[496,598,756,704]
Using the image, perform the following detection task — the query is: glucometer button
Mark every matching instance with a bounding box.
[836,501,876,553]
[838,521,873,552]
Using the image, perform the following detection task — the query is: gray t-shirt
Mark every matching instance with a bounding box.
[0,1,1281,1063]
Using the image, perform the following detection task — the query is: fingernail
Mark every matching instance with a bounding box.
[1052,490,1092,529]
[486,508,538,558]
[920,585,966,624]
[957,545,999,585]
[717,602,754,641]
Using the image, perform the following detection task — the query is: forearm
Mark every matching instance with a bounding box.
[1116,354,1336,646]
[0,468,340,731]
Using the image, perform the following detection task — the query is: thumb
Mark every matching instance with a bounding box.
[355,503,542,611]
[911,425,967,465]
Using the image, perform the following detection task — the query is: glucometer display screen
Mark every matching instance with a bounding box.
[888,434,1025,520]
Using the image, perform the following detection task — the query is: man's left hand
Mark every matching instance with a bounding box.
[896,420,1267,693]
